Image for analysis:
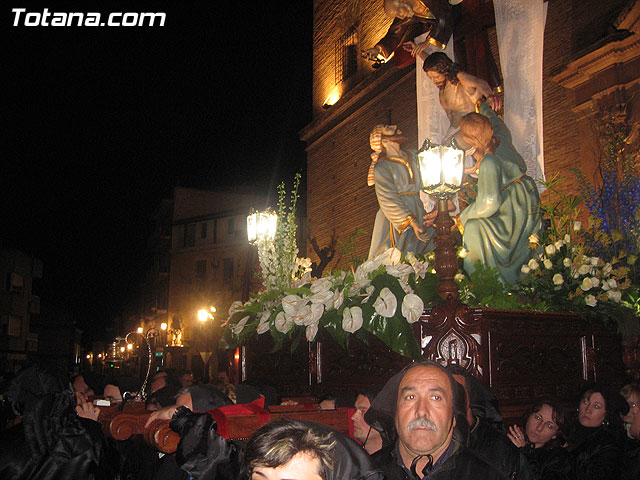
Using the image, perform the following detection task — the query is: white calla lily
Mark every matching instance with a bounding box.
[373,287,397,317]
[282,295,307,316]
[274,311,293,333]
[232,316,250,336]
[342,307,364,333]
[306,323,319,342]
[401,294,424,324]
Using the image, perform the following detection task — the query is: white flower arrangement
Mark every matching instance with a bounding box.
[517,228,631,315]
[221,247,440,359]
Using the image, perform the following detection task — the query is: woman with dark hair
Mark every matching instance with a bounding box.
[620,383,640,480]
[566,384,627,480]
[507,398,573,479]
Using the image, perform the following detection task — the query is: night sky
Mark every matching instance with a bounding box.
[5,2,312,343]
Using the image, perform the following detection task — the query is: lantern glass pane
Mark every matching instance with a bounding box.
[247,213,258,243]
[418,148,443,190]
[441,146,464,188]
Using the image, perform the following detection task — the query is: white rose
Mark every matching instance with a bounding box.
[544,259,553,270]
[573,221,581,231]
[607,278,618,289]
[554,240,564,250]
[590,277,600,288]
[578,264,591,276]
[306,323,319,342]
[458,248,469,258]
[232,316,250,336]
[585,294,597,307]
[590,257,599,266]
[552,273,564,285]
[521,265,531,274]
[603,263,612,276]
[282,295,307,316]
[545,244,557,255]
[342,307,364,333]
[274,311,293,333]
[401,294,424,324]
[564,234,571,244]
[607,290,622,303]
[454,273,465,282]
[563,258,572,268]
[580,277,593,291]
[373,287,397,317]
[528,259,539,270]
[528,234,540,244]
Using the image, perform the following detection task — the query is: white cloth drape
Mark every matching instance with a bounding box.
[493,0,547,191]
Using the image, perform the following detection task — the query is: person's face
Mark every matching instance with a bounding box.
[389,0,414,19]
[380,125,407,146]
[104,384,123,403]
[426,71,446,88]
[578,392,607,428]
[180,373,194,389]
[250,451,322,480]
[351,394,372,442]
[630,405,640,439]
[622,393,639,425]
[73,376,93,404]
[150,375,167,393]
[525,404,559,447]
[395,365,455,460]
[318,399,335,410]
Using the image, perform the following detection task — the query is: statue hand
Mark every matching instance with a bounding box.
[423,208,438,228]
[362,47,381,61]
[404,40,429,58]
[488,94,503,111]
[411,218,430,243]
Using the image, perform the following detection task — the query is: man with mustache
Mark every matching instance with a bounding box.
[365,361,510,479]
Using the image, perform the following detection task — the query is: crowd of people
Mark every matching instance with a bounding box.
[0,362,638,479]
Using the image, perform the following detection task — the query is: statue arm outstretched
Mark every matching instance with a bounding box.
[460,155,501,224]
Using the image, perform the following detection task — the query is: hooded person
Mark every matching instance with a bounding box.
[147,402,384,479]
[0,364,117,480]
[364,360,507,480]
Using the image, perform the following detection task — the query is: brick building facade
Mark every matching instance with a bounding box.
[301,0,639,269]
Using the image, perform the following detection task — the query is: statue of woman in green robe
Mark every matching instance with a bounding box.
[458,103,541,283]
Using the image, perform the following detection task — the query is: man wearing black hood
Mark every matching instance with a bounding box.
[365,360,509,479]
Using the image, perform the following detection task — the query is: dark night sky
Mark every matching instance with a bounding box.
[4,2,312,342]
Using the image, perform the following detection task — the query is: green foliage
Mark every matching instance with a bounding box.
[458,261,521,309]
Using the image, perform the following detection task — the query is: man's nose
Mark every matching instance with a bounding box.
[415,397,430,417]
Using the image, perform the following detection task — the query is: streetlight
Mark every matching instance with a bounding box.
[160,322,167,331]
[137,327,144,334]
[197,309,209,323]
[246,209,278,244]
[418,139,465,300]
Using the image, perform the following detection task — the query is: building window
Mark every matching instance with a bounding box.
[184,223,196,247]
[223,258,234,285]
[200,222,207,238]
[8,315,22,337]
[6,273,24,295]
[227,218,234,235]
[196,260,207,279]
[335,25,358,84]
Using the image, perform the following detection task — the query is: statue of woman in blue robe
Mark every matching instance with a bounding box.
[458,103,541,283]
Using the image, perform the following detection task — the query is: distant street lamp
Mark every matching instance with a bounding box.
[418,139,465,300]
[197,309,209,323]
[246,209,278,244]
